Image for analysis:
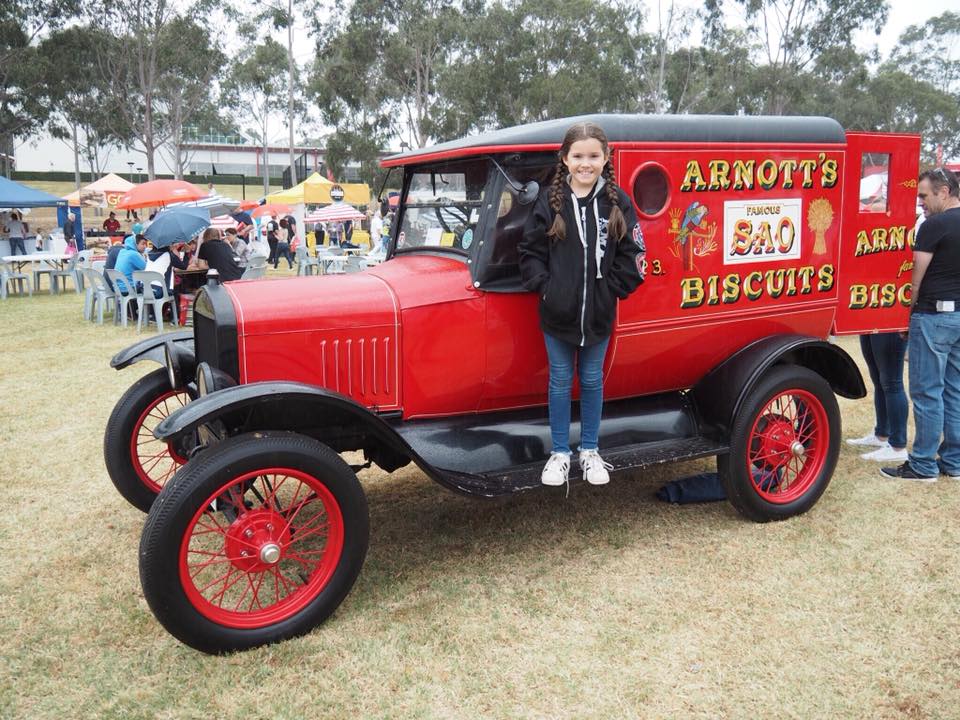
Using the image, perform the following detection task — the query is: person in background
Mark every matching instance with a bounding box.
[283,214,298,248]
[114,233,148,296]
[847,334,908,463]
[103,211,121,234]
[105,223,143,290]
[62,212,76,251]
[4,211,28,255]
[315,222,325,247]
[328,220,342,246]
[344,219,353,245]
[882,167,960,482]
[369,207,383,254]
[196,227,243,281]
[265,214,280,265]
[275,219,295,269]
[225,227,252,264]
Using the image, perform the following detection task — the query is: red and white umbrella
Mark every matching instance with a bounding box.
[210,214,238,229]
[305,203,365,224]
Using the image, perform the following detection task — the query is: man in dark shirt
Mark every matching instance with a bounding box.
[197,231,243,281]
[883,168,960,481]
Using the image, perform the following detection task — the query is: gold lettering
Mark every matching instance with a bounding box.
[744,271,763,300]
[849,284,868,309]
[680,160,707,192]
[854,230,871,257]
[707,160,731,191]
[817,264,835,292]
[722,274,741,303]
[888,225,906,251]
[765,269,786,298]
[732,160,755,190]
[798,266,815,293]
[798,159,817,188]
[757,159,778,190]
[821,158,838,187]
[779,159,798,189]
[680,277,704,308]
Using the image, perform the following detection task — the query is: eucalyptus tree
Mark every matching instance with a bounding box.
[222,37,294,195]
[705,0,890,114]
[42,24,127,189]
[96,0,224,180]
[0,0,82,176]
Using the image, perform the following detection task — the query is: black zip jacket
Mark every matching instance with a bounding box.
[519,178,645,347]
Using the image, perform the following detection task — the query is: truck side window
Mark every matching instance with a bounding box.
[632,163,671,218]
[860,153,890,213]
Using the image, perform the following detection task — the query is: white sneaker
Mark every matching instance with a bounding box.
[541,452,571,486]
[579,449,612,485]
[846,433,886,447]
[861,444,908,462]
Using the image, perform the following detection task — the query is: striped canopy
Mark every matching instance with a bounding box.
[304,203,365,224]
[210,214,238,229]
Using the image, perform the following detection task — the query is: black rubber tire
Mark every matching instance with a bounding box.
[139,432,369,653]
[718,364,840,523]
[104,368,190,513]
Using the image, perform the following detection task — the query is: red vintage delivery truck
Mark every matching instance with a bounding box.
[104,114,920,652]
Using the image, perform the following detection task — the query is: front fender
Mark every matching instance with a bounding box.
[153,382,466,494]
[691,334,865,435]
[110,330,195,374]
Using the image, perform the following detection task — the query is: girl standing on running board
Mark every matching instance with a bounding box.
[519,121,646,488]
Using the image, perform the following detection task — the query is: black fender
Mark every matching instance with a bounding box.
[110,330,195,383]
[153,381,468,495]
[691,334,865,436]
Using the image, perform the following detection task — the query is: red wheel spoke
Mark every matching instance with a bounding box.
[247,572,267,611]
[279,495,319,537]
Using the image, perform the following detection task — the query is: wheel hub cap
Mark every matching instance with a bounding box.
[224,509,292,573]
[260,543,281,565]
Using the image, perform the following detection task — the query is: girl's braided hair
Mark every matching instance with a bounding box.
[547,121,627,243]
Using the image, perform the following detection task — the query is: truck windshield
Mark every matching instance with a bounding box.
[395,159,489,253]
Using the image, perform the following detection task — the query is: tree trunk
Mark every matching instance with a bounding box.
[287,0,297,187]
[71,122,82,191]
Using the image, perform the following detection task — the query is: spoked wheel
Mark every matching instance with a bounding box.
[719,365,840,522]
[104,368,192,512]
[140,432,369,653]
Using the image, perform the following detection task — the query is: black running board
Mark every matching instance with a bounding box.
[438,436,729,497]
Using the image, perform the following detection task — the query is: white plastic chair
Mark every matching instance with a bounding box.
[32,259,57,294]
[295,245,319,276]
[82,268,116,323]
[0,261,32,298]
[51,254,82,294]
[343,256,367,273]
[104,268,139,328]
[132,270,177,334]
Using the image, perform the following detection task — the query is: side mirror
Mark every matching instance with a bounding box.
[517,181,539,206]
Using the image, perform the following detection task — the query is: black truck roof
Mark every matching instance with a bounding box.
[383,114,847,166]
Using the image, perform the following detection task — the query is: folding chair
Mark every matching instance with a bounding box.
[132,270,177,334]
[51,254,82,294]
[82,268,116,323]
[0,261,32,299]
[104,268,139,328]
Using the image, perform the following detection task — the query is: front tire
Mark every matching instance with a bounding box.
[718,364,840,522]
[104,368,191,512]
[139,432,369,653]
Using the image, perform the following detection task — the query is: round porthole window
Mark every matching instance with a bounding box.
[631,163,671,219]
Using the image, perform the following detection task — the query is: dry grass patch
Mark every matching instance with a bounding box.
[1,290,959,719]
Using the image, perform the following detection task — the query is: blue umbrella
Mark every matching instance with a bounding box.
[145,207,210,248]
[231,210,253,226]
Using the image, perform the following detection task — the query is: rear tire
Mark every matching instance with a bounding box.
[718,364,840,522]
[139,432,369,653]
[104,368,191,513]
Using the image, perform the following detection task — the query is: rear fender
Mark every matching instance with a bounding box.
[691,334,865,436]
[110,330,195,385]
[152,381,458,489]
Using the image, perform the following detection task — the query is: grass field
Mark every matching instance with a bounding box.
[1,283,958,719]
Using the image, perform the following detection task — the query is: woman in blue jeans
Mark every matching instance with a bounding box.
[519,122,645,488]
[847,333,909,461]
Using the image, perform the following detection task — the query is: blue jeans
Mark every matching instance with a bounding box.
[860,332,908,448]
[543,332,610,454]
[9,237,25,255]
[907,312,960,476]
